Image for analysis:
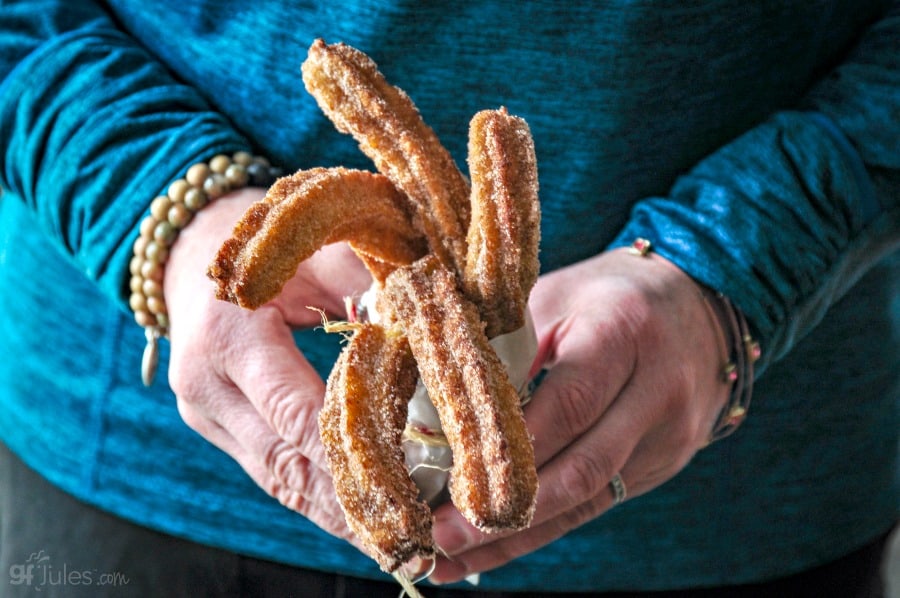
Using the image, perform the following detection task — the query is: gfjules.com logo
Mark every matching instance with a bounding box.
[8,550,130,591]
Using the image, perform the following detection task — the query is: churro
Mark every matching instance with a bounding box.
[319,323,434,571]
[208,167,426,308]
[463,108,540,338]
[302,39,470,275]
[210,40,542,575]
[382,256,537,530]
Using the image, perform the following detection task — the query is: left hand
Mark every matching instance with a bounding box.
[429,247,731,583]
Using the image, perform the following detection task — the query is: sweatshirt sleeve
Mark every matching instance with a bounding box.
[610,2,900,371]
[0,0,252,309]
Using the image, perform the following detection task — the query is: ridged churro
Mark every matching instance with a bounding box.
[382,256,538,531]
[302,39,471,276]
[463,108,541,338]
[319,323,433,571]
[208,167,426,308]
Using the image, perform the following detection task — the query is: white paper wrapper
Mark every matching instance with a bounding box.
[358,287,538,506]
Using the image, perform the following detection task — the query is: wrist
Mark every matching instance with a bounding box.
[163,186,268,331]
[128,152,280,385]
[625,238,761,443]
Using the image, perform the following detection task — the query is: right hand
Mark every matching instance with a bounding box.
[163,187,373,546]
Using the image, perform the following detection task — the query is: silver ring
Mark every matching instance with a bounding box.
[609,473,627,506]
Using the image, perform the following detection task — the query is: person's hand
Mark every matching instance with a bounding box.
[429,247,730,582]
[163,187,373,547]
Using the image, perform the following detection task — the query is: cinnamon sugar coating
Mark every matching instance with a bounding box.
[319,324,433,572]
[302,39,471,276]
[383,256,537,530]
[464,108,541,338]
[207,167,426,308]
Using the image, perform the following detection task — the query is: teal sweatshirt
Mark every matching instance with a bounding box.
[1,0,898,591]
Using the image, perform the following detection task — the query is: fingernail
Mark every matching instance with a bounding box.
[398,556,433,581]
[429,558,469,585]
[432,514,473,554]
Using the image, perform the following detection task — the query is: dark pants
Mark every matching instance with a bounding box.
[0,443,892,597]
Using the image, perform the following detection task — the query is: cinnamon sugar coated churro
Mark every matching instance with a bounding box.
[208,167,426,308]
[383,256,537,530]
[302,39,471,276]
[209,39,541,574]
[319,324,433,571]
[464,108,540,338]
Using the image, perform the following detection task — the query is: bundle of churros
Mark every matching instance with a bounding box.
[208,39,541,575]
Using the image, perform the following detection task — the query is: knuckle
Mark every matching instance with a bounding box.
[274,485,306,513]
[552,376,602,439]
[270,482,351,541]
[558,496,606,531]
[261,382,318,448]
[557,448,617,505]
[269,480,310,516]
[263,439,311,493]
[484,540,522,572]
[175,396,204,432]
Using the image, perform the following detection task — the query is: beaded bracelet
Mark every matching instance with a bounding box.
[702,288,762,441]
[129,151,281,386]
[628,238,761,443]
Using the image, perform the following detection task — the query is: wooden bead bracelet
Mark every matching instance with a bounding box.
[129,151,281,386]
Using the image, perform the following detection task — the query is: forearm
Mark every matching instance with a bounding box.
[609,4,900,370]
[0,0,251,308]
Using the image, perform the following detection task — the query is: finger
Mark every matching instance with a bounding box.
[524,339,633,467]
[273,242,375,326]
[532,335,711,520]
[430,486,613,584]
[429,314,641,554]
[432,356,708,583]
[432,369,655,557]
[431,407,697,586]
[220,304,332,471]
[176,396,354,543]
[524,289,639,466]
[430,466,632,584]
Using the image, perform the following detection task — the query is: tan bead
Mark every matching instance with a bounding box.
[184,187,208,211]
[186,162,211,187]
[133,235,149,258]
[134,310,155,328]
[147,296,166,316]
[129,275,144,294]
[153,220,177,246]
[168,179,191,203]
[150,195,172,221]
[144,241,168,263]
[140,260,163,282]
[129,255,143,276]
[142,278,163,298]
[203,173,229,199]
[167,203,192,229]
[140,216,157,238]
[129,292,147,313]
[233,151,253,166]
[209,154,231,174]
[225,163,249,188]
[155,313,170,330]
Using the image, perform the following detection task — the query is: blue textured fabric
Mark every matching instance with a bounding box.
[0,0,898,592]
